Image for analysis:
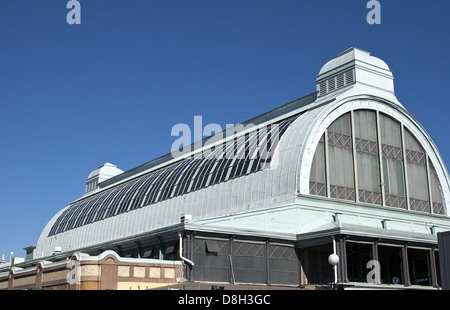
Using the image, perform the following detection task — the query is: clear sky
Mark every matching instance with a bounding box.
[1,0,449,260]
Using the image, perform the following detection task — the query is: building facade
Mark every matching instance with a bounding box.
[2,47,450,289]
[0,251,182,290]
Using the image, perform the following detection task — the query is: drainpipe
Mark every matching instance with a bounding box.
[179,233,194,266]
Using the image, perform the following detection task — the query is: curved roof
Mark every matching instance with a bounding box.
[318,47,390,76]
[34,48,450,259]
[87,163,123,182]
[35,93,320,258]
[47,113,300,237]
[35,92,450,258]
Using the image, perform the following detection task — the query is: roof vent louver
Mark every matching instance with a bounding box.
[336,74,345,88]
[318,69,354,96]
[319,81,327,95]
[328,78,336,92]
[345,70,354,85]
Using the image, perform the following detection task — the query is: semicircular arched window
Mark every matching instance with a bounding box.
[309,109,446,215]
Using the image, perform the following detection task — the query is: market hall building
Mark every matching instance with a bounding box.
[2,47,450,290]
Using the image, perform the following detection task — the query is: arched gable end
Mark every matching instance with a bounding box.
[299,96,450,216]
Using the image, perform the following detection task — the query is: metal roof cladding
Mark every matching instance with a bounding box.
[34,48,450,259]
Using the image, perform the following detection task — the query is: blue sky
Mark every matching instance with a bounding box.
[0,0,449,260]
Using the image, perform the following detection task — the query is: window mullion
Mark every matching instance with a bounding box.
[376,111,386,206]
[350,111,359,203]
[401,124,411,210]
[426,154,434,214]
[324,129,331,198]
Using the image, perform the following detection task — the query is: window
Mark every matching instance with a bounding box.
[269,245,300,286]
[404,128,430,212]
[354,110,381,205]
[378,245,404,284]
[232,242,266,284]
[430,163,445,215]
[301,243,334,285]
[205,240,220,255]
[379,114,406,208]
[346,242,372,282]
[141,246,156,259]
[327,113,355,201]
[309,109,446,215]
[162,242,178,260]
[193,239,229,283]
[49,114,302,236]
[309,134,326,197]
[408,248,431,286]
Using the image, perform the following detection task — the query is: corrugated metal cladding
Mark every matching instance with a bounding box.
[35,92,323,258]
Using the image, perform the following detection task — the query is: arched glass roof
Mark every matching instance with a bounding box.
[309,109,446,215]
[48,113,301,236]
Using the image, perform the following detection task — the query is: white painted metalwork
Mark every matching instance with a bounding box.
[34,48,450,260]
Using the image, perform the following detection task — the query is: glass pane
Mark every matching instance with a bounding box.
[310,134,326,197]
[408,249,431,286]
[193,239,230,283]
[429,162,446,215]
[232,242,266,284]
[346,242,372,282]
[383,157,390,194]
[354,110,381,205]
[269,245,300,286]
[404,128,430,213]
[379,114,406,209]
[378,245,404,285]
[48,114,302,236]
[327,113,355,201]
